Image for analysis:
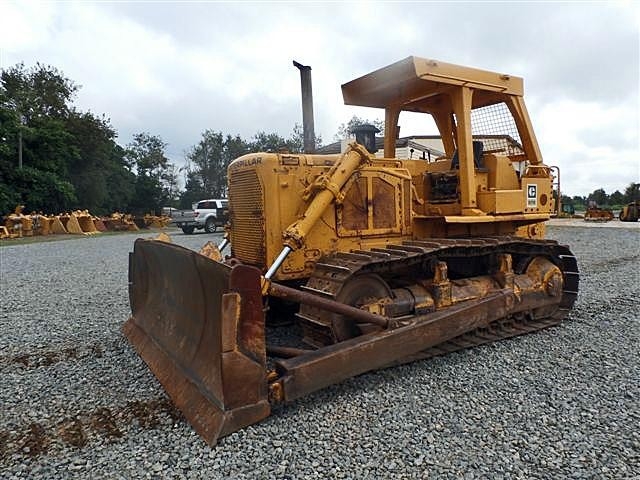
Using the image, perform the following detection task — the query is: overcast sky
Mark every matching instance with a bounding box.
[1,1,638,197]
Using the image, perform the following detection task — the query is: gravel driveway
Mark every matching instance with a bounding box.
[1,224,638,479]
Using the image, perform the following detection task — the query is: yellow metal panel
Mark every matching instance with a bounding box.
[451,86,478,213]
[483,154,520,190]
[477,190,524,214]
[522,177,553,214]
[412,57,523,94]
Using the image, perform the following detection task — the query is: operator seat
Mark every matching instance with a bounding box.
[451,140,485,169]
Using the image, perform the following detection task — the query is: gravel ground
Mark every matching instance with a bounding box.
[0,223,638,479]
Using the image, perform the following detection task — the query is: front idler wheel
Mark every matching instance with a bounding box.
[332,274,392,342]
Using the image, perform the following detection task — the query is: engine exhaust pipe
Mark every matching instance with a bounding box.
[293,60,315,154]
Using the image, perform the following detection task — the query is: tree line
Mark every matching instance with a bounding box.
[0,63,319,216]
[561,184,639,211]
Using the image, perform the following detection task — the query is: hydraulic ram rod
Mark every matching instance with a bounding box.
[268,281,389,328]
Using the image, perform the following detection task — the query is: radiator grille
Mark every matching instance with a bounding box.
[229,169,266,268]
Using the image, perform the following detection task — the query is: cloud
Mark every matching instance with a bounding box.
[1,1,638,196]
[535,99,639,196]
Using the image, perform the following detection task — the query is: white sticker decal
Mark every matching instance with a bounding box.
[527,184,537,208]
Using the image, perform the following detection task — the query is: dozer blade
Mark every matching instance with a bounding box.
[122,239,270,446]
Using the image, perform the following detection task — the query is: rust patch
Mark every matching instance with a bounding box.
[341,176,368,231]
[372,177,396,229]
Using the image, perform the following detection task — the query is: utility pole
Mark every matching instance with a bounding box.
[18,128,22,169]
[18,114,26,169]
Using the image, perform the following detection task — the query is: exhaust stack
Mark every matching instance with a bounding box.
[293,60,315,154]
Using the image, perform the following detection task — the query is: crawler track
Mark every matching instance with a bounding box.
[298,237,579,358]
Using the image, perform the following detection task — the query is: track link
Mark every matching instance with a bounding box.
[298,236,579,356]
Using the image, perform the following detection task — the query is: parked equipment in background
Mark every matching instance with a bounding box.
[123,56,579,446]
[561,203,576,217]
[584,201,614,222]
[619,200,640,222]
[1,208,174,239]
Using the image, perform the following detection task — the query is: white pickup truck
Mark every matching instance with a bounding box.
[193,198,229,233]
[169,199,229,234]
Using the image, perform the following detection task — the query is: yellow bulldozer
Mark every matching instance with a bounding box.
[619,200,640,222]
[123,56,579,445]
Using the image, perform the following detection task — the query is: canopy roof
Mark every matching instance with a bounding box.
[341,56,524,113]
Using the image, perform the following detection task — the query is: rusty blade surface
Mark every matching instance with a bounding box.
[123,239,269,446]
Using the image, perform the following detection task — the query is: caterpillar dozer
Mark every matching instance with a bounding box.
[619,200,640,222]
[123,56,579,445]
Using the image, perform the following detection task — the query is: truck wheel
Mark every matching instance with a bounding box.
[205,218,217,233]
[181,226,195,235]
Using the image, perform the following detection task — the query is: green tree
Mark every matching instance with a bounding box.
[609,190,624,206]
[283,123,322,152]
[1,62,78,122]
[623,182,639,203]
[571,195,587,210]
[588,188,608,207]
[560,194,573,206]
[65,111,136,214]
[250,131,289,152]
[185,130,251,199]
[162,163,180,208]
[12,166,76,213]
[334,115,384,141]
[0,63,79,213]
[178,169,206,209]
[102,144,136,213]
[126,132,175,214]
[179,126,320,205]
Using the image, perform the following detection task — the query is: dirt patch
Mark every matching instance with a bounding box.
[3,342,106,370]
[19,423,48,457]
[90,407,122,440]
[0,430,10,461]
[3,397,182,459]
[124,398,178,429]
[57,417,87,448]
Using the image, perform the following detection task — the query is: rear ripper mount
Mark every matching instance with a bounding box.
[123,236,578,445]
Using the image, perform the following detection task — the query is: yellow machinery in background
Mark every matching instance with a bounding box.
[57,210,99,234]
[123,56,579,445]
[1,208,171,239]
[584,203,614,222]
[619,200,640,222]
